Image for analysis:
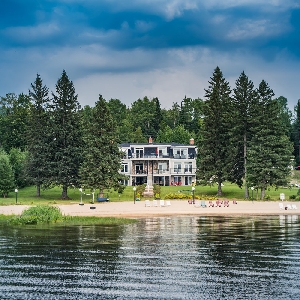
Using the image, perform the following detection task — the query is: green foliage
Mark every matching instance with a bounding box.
[49,70,82,199]
[9,148,30,188]
[26,74,52,196]
[0,150,14,197]
[0,93,31,152]
[164,192,200,200]
[197,66,232,196]
[247,80,293,199]
[79,95,125,193]
[9,205,62,225]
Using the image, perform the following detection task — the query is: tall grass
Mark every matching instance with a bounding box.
[6,204,136,225]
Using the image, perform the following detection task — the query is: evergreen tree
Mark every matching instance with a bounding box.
[79,95,125,194]
[247,80,293,199]
[27,74,51,196]
[49,70,82,199]
[293,99,300,164]
[229,71,257,198]
[197,67,232,196]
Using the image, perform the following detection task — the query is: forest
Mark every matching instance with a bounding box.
[0,66,299,200]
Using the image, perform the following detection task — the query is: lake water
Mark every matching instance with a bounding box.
[0,215,299,300]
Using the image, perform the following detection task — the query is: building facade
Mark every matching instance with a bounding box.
[119,138,197,186]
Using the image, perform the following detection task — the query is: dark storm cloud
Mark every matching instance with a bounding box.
[0,0,300,108]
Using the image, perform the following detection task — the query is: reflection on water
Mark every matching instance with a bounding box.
[0,216,300,299]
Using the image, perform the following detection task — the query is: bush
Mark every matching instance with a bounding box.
[289,195,297,200]
[9,205,62,225]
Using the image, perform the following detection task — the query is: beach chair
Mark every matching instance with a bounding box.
[145,200,151,207]
[292,204,298,209]
[208,201,214,207]
[160,200,165,207]
[166,200,171,206]
[279,203,284,209]
[153,199,158,207]
[201,200,207,208]
[233,199,237,204]
[287,204,292,210]
[224,200,229,207]
[215,200,222,207]
[194,200,201,207]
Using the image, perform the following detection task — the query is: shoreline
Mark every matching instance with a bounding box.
[0,200,299,219]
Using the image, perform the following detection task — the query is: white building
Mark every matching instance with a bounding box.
[119,138,197,186]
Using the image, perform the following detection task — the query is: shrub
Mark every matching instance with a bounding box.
[289,195,297,200]
[9,205,62,225]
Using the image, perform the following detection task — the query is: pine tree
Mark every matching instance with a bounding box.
[229,71,257,198]
[49,70,82,199]
[79,95,125,194]
[247,80,293,199]
[27,74,51,196]
[197,67,232,196]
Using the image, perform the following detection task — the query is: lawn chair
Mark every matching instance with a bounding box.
[160,200,165,207]
[279,203,284,209]
[201,200,207,208]
[224,200,229,207]
[194,200,200,207]
[233,199,237,204]
[166,200,171,206]
[215,200,222,207]
[145,200,151,207]
[208,201,214,207]
[292,204,298,209]
[286,204,292,210]
[153,199,158,207]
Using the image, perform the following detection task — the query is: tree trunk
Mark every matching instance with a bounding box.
[244,133,249,199]
[36,184,41,197]
[261,187,266,200]
[217,181,222,196]
[61,185,69,200]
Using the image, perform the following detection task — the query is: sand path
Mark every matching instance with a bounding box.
[0,200,299,218]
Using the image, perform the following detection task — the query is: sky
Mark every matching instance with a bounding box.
[1,0,300,110]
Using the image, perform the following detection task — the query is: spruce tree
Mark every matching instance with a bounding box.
[197,66,232,196]
[27,74,51,196]
[49,70,82,199]
[247,80,293,199]
[229,71,257,198]
[79,95,125,194]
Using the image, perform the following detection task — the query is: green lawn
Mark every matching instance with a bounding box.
[0,182,298,205]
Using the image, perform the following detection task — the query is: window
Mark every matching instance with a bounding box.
[174,162,181,173]
[121,163,128,173]
[184,162,192,173]
[136,148,144,158]
[158,163,167,174]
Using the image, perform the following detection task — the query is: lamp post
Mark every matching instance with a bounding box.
[15,189,18,204]
[133,187,136,204]
[251,187,254,204]
[192,186,195,204]
[79,188,84,205]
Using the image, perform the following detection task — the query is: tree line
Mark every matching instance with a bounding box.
[0,67,298,199]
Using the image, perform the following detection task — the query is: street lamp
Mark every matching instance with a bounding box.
[79,188,84,206]
[251,187,254,203]
[133,187,136,204]
[15,189,18,204]
[192,186,195,204]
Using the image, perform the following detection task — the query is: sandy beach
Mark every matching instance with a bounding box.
[0,200,299,218]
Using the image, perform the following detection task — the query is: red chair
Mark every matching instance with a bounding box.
[224,200,229,207]
[208,200,214,207]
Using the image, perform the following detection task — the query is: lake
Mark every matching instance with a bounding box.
[0,215,299,299]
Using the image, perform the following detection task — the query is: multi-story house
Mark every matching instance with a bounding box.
[119,137,197,186]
